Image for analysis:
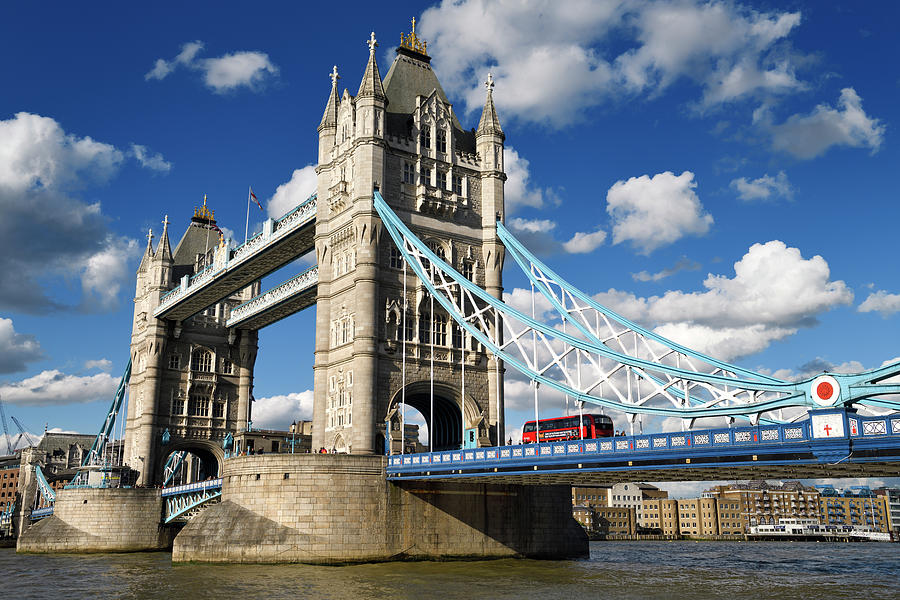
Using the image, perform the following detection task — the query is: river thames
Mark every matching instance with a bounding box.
[4,541,897,599]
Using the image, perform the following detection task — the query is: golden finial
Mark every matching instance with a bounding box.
[399,16,429,57]
[193,194,215,221]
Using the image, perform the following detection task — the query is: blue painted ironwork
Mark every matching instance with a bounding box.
[226,264,318,328]
[387,410,900,480]
[162,478,223,523]
[67,359,132,488]
[373,191,900,424]
[162,451,187,487]
[35,465,55,504]
[30,506,54,520]
[155,193,317,316]
[0,500,15,528]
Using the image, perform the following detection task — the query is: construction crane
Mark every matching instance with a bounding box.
[0,395,11,455]
[10,415,37,448]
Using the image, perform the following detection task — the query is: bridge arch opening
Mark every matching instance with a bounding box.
[388,381,481,453]
[159,444,221,487]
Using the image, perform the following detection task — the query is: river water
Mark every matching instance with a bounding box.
[4,541,898,599]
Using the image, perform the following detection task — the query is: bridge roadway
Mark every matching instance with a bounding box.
[387,411,900,485]
[154,195,317,323]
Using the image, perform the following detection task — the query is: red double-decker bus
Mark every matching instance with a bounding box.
[522,414,614,443]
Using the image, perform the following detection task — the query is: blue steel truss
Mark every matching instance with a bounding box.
[373,191,900,426]
[162,451,187,487]
[162,479,222,523]
[35,465,55,504]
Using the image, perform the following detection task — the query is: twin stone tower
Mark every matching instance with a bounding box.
[126,27,508,486]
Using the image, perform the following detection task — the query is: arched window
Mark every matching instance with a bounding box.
[420,125,431,149]
[191,349,212,372]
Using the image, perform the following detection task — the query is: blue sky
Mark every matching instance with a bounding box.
[1,1,898,491]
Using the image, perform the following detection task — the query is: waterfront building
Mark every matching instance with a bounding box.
[817,485,890,533]
[874,487,900,534]
[1,456,19,513]
[572,482,662,535]
[676,497,720,537]
[641,498,680,535]
[704,481,820,531]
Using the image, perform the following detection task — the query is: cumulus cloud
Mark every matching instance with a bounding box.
[731,170,793,201]
[607,171,713,254]
[632,257,701,282]
[504,147,558,213]
[267,165,317,218]
[0,112,141,313]
[0,370,118,406]
[84,358,113,372]
[507,217,560,255]
[764,88,885,159]
[130,144,172,173]
[251,390,314,430]
[0,318,44,374]
[858,290,900,317]
[562,229,607,254]
[419,0,805,127]
[146,41,279,93]
[591,240,853,361]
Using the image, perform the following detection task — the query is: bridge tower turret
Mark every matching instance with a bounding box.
[125,205,258,485]
[312,23,505,454]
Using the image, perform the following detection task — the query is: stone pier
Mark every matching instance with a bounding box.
[173,454,587,563]
[17,487,176,553]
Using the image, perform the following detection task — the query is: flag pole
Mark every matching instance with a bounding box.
[244,186,251,244]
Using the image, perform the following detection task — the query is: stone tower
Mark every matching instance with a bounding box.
[125,202,258,485]
[312,25,506,454]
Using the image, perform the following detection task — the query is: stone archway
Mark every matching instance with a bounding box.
[388,380,481,452]
[158,442,222,486]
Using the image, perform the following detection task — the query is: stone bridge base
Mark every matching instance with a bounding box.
[173,454,587,563]
[17,488,176,553]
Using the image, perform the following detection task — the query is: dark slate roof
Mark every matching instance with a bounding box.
[172,220,218,279]
[37,432,94,455]
[383,49,463,131]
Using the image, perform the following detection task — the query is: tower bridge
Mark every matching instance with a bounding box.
[15,22,900,562]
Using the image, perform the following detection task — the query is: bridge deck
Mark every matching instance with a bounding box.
[154,199,316,322]
[387,415,900,485]
[225,266,318,330]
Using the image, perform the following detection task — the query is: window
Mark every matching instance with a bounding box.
[168,354,180,369]
[433,313,447,345]
[437,129,447,153]
[222,359,233,375]
[403,162,414,184]
[191,350,212,372]
[420,166,432,186]
[188,395,209,417]
[171,395,185,415]
[213,401,225,418]
[403,310,415,341]
[437,171,447,190]
[420,125,431,149]
[454,175,464,195]
[451,321,463,349]
[390,245,404,269]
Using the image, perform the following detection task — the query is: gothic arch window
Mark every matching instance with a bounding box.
[420,124,431,149]
[436,128,447,153]
[191,349,213,372]
[422,240,446,272]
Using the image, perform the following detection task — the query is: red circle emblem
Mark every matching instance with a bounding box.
[816,381,834,400]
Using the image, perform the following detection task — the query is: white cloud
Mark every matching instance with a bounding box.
[503,147,557,213]
[0,112,123,192]
[130,144,172,173]
[507,217,560,255]
[0,370,118,406]
[268,165,317,218]
[632,257,701,282]
[563,229,607,254]
[607,171,713,254]
[146,41,278,93]
[80,236,140,311]
[84,358,112,372]
[591,240,852,361]
[858,290,900,317]
[251,390,314,430]
[731,170,793,201]
[0,318,43,374]
[766,88,885,159]
[419,1,805,127]
[0,113,141,313]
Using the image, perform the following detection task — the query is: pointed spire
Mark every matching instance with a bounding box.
[155,214,172,261]
[477,72,504,140]
[358,32,385,99]
[138,228,154,272]
[319,66,340,131]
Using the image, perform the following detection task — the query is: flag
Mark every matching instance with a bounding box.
[249,187,262,210]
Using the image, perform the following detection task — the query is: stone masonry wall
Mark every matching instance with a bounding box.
[17,488,175,553]
[173,454,586,563]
